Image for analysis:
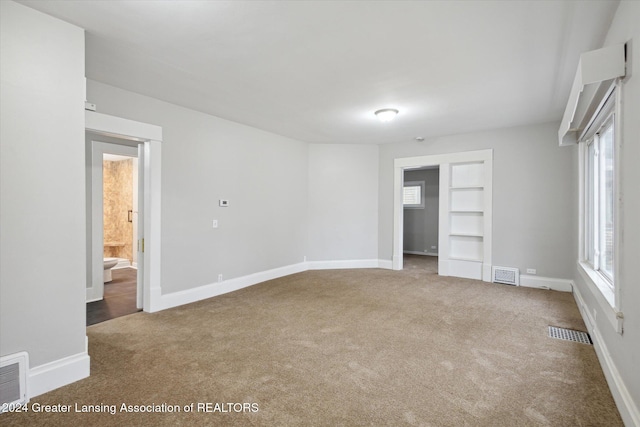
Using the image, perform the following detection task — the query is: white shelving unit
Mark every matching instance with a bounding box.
[441,161,489,280]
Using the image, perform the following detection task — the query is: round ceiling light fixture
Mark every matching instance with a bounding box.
[374,108,399,123]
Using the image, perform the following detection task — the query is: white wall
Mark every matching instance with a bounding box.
[307,144,379,261]
[572,1,640,424]
[378,122,577,279]
[403,168,439,255]
[0,0,87,373]
[86,80,309,294]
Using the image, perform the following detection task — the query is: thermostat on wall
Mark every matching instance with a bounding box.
[219,199,229,207]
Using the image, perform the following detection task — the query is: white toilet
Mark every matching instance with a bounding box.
[103,258,119,283]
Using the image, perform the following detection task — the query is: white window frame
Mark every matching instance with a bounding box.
[577,81,622,332]
[403,181,425,209]
[584,116,615,284]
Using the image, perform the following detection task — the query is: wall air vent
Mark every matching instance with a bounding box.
[492,266,519,286]
[0,352,29,412]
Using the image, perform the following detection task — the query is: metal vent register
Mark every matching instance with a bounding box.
[0,352,29,412]
[548,326,592,345]
[492,266,519,286]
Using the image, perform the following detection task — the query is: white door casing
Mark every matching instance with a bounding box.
[85,111,162,312]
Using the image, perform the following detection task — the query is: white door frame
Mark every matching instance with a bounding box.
[85,111,162,312]
[393,149,493,281]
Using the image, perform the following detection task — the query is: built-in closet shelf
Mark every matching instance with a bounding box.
[104,242,126,247]
[448,161,486,265]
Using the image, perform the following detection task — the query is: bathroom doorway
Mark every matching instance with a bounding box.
[85,135,143,325]
[87,143,142,326]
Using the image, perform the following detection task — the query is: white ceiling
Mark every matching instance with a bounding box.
[20,0,619,144]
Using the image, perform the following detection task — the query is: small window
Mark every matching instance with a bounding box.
[403,181,425,208]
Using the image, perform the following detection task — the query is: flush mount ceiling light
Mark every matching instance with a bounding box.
[374,108,399,123]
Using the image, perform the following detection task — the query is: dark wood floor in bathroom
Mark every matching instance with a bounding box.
[86,268,141,326]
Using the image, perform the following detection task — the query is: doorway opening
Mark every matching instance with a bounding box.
[392,150,493,282]
[87,148,141,325]
[85,136,142,325]
[402,166,439,274]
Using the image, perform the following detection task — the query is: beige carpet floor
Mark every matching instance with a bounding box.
[4,256,622,426]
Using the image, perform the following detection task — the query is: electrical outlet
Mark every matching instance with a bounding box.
[218,274,223,282]
[526,268,536,275]
[431,246,437,249]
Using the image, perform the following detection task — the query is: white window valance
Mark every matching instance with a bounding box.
[558,44,625,146]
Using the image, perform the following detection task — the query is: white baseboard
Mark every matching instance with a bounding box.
[112,259,131,269]
[403,251,438,257]
[482,263,492,282]
[377,259,393,270]
[519,275,573,292]
[573,286,640,427]
[28,349,90,399]
[152,258,393,312]
[307,259,381,270]
[153,262,308,312]
[86,286,102,303]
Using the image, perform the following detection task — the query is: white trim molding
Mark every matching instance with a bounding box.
[519,275,573,292]
[576,261,623,335]
[85,110,162,142]
[573,287,640,427]
[28,350,90,399]
[152,263,307,312]
[307,259,381,270]
[150,259,395,312]
[403,251,439,257]
[377,259,393,270]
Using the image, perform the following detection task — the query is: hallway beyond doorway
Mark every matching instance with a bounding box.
[403,254,438,275]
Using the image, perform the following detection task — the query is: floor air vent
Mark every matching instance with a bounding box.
[492,266,519,286]
[548,326,592,345]
[0,352,29,412]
